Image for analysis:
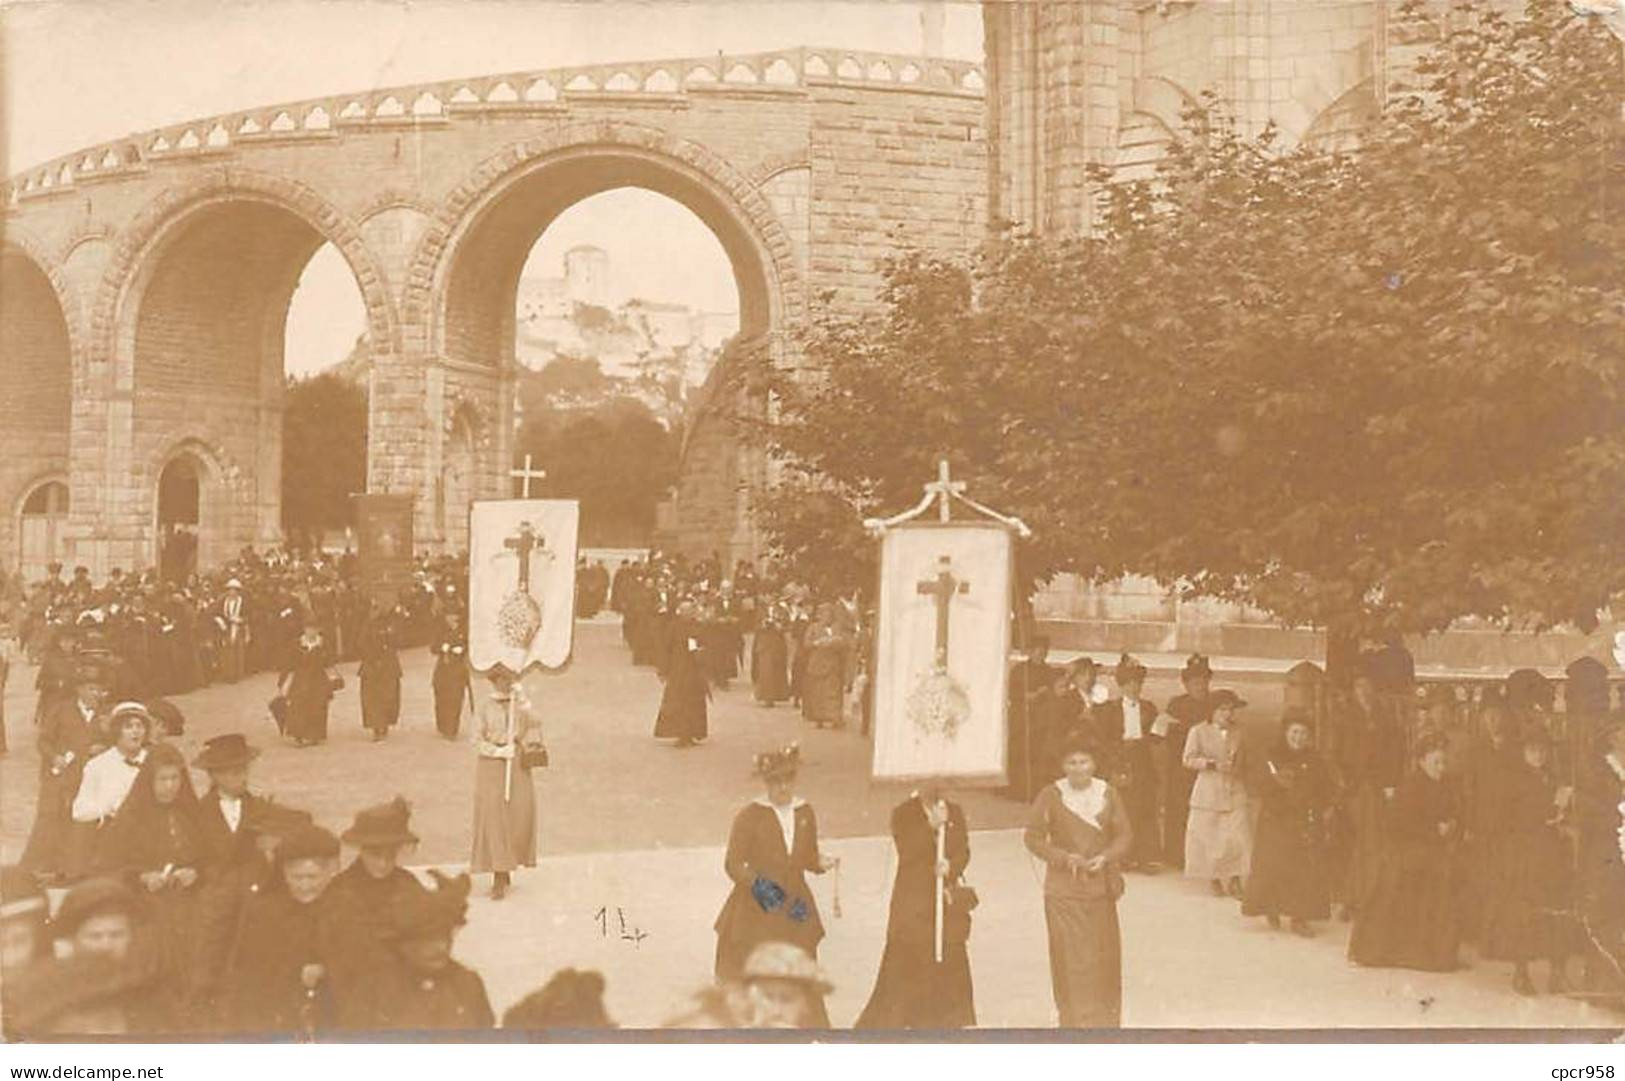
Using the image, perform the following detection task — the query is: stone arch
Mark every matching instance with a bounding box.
[1301,77,1378,153]
[1,228,84,363]
[0,242,77,570]
[89,167,398,394]
[84,171,395,564]
[401,120,802,353]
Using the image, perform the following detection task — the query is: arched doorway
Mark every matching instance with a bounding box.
[17,479,69,580]
[157,456,201,582]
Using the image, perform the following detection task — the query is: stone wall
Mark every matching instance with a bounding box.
[1,48,987,577]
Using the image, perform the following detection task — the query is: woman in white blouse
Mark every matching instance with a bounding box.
[67,702,152,877]
[1182,688,1253,898]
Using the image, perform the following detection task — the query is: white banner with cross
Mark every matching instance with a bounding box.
[468,499,579,674]
[871,521,1013,783]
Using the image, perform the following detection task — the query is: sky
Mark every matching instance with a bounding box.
[4,0,981,374]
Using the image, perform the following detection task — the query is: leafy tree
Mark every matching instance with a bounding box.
[281,371,368,548]
[744,0,1624,661]
[516,396,679,546]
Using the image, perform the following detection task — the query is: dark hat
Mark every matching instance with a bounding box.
[52,877,141,939]
[753,742,801,779]
[1505,668,1555,712]
[1564,656,1610,714]
[502,968,615,1030]
[242,801,313,840]
[1209,689,1247,711]
[277,824,340,864]
[192,733,259,771]
[1,864,47,924]
[381,871,470,943]
[1182,654,1213,680]
[1114,653,1147,684]
[341,796,418,849]
[142,698,185,738]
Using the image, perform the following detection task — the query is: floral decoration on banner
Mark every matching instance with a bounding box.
[906,666,970,742]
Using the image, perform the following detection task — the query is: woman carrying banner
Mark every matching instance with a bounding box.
[855,784,975,1030]
[470,668,545,900]
[1024,734,1132,1028]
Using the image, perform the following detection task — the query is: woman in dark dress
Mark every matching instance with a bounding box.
[99,743,206,1015]
[750,605,791,707]
[358,606,402,741]
[278,623,335,748]
[370,872,493,1031]
[430,613,472,740]
[1348,739,1463,972]
[653,600,709,748]
[1024,735,1133,1028]
[714,743,837,1026]
[855,787,975,1030]
[1478,725,1573,996]
[1242,711,1336,935]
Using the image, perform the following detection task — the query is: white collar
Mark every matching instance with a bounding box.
[753,797,805,812]
[1055,776,1107,828]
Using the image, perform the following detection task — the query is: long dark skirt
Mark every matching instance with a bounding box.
[751,628,790,704]
[855,936,974,1030]
[1348,849,1460,972]
[361,672,401,733]
[1043,894,1122,1028]
[432,669,468,738]
[1242,811,1332,922]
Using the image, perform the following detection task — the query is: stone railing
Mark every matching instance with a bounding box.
[4,47,984,208]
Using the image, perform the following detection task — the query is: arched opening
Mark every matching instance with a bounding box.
[16,479,69,581]
[0,249,73,574]
[156,455,201,582]
[435,150,773,558]
[120,198,377,567]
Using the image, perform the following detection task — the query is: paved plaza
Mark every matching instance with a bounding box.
[0,621,1611,1031]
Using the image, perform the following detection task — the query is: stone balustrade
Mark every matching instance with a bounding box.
[4,47,983,207]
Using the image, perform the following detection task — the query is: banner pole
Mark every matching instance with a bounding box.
[504,690,515,802]
[934,813,946,964]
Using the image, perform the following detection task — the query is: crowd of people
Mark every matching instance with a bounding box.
[608,552,871,748]
[1003,646,1625,1011]
[2,543,1622,1036]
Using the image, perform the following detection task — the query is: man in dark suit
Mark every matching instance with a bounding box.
[193,734,266,872]
[1095,654,1163,872]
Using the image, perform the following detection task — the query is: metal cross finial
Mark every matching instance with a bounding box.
[924,459,967,523]
[510,454,547,498]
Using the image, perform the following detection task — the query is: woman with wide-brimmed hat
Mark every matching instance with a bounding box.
[713,742,837,1024]
[1182,688,1253,898]
[1025,733,1132,1028]
[369,872,493,1032]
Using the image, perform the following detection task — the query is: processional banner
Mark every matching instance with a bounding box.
[468,499,579,674]
[352,493,415,609]
[872,522,1012,783]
